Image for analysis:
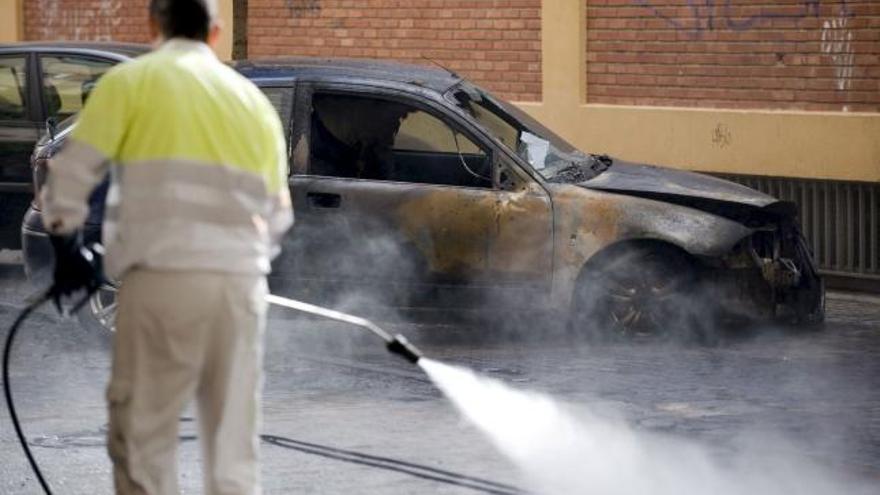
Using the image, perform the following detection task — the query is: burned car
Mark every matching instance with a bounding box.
[22,58,824,337]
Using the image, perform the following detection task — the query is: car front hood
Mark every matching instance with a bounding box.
[579,160,779,207]
[573,160,796,225]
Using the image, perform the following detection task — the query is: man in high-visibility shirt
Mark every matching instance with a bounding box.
[41,0,293,493]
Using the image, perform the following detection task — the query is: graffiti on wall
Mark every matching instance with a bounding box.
[37,0,123,41]
[285,0,321,16]
[711,123,732,149]
[821,11,856,91]
[631,0,852,37]
[633,0,857,92]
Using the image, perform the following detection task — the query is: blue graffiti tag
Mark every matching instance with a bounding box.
[631,0,850,38]
[722,0,820,31]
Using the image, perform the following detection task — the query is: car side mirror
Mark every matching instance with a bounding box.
[45,117,57,141]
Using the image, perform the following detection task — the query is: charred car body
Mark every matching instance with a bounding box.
[22,57,824,337]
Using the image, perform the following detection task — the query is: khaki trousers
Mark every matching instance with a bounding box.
[107,269,267,495]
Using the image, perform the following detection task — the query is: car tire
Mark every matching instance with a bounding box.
[793,276,825,329]
[571,244,713,343]
[77,282,118,339]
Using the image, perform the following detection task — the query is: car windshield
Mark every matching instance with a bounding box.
[446,82,609,181]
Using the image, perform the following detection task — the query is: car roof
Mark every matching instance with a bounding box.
[0,41,150,58]
[234,57,463,93]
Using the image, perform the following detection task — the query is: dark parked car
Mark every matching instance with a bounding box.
[23,58,825,337]
[0,42,149,249]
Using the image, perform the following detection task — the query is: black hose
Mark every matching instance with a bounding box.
[2,293,53,495]
[260,434,529,495]
[3,295,517,495]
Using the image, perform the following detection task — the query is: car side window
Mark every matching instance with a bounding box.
[394,111,482,154]
[308,92,492,188]
[0,56,28,121]
[39,55,115,120]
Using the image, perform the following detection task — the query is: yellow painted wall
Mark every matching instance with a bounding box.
[0,0,23,43]
[515,0,880,183]
[214,0,233,60]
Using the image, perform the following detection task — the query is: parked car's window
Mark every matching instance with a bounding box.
[259,86,294,146]
[0,56,28,121]
[40,55,114,120]
[394,110,482,154]
[308,92,492,188]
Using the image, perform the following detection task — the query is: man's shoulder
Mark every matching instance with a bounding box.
[98,50,161,84]
[80,55,144,99]
[119,48,164,70]
[219,66,276,114]
[104,50,246,88]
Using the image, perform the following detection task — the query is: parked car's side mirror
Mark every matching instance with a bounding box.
[45,117,57,141]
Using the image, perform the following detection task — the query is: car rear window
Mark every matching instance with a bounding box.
[40,55,115,120]
[0,56,28,121]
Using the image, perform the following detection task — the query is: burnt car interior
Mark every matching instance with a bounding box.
[308,92,493,188]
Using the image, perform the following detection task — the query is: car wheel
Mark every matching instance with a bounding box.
[77,282,118,336]
[794,276,825,328]
[572,245,706,341]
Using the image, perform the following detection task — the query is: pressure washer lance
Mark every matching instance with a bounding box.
[265,294,423,364]
[4,291,424,495]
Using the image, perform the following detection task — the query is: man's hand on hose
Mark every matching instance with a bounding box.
[48,231,105,315]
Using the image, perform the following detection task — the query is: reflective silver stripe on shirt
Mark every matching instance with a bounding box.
[101,158,292,279]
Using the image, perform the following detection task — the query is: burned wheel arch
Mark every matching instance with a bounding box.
[552,185,755,263]
[549,182,822,326]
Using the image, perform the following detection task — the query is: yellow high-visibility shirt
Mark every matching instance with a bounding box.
[41,39,293,278]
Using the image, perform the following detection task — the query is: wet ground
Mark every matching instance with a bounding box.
[1,259,879,494]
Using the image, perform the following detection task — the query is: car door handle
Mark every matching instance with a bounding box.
[307,192,342,209]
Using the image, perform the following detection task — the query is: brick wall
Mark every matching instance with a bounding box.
[24,0,151,43]
[248,0,543,102]
[586,0,880,111]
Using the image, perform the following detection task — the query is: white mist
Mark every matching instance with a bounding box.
[419,359,872,495]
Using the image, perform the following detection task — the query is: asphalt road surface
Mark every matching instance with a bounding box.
[1,259,878,494]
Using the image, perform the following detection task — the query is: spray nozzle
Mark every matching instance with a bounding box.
[386,334,422,364]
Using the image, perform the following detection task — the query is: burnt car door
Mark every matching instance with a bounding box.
[277,82,553,309]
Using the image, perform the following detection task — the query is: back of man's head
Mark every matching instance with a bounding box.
[149,0,218,42]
